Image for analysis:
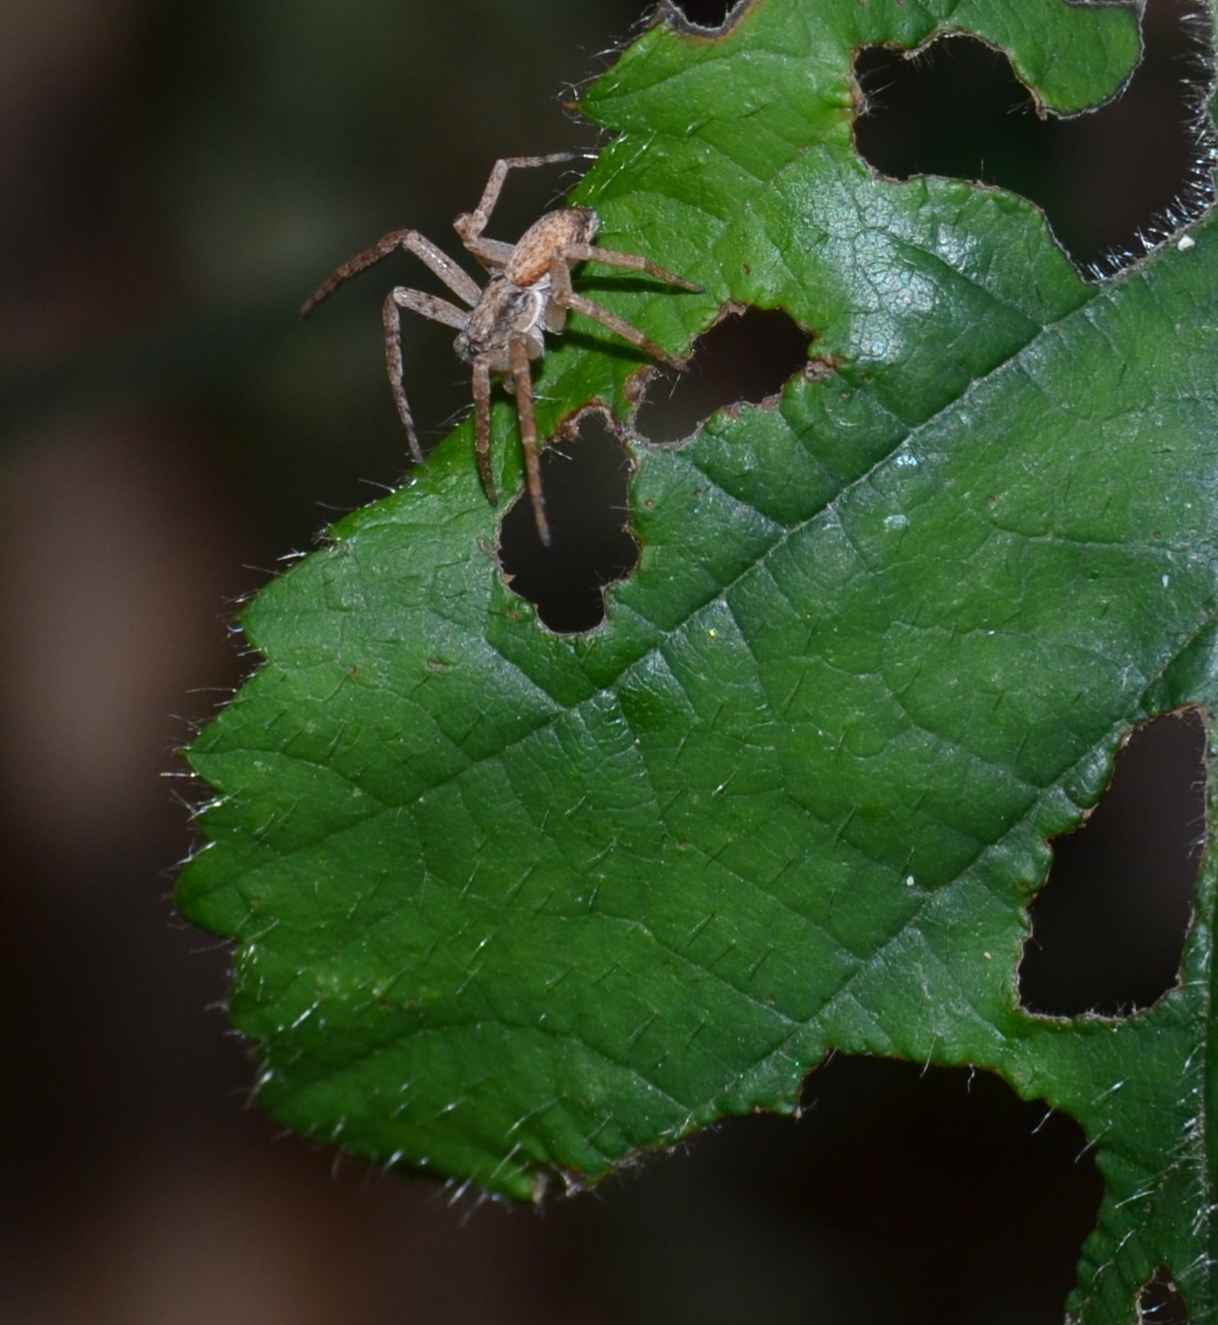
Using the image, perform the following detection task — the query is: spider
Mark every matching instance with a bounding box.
[300,152,701,545]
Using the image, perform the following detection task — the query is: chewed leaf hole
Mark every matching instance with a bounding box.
[1137,1267,1189,1323]
[1019,711,1205,1018]
[621,1058,1100,1322]
[661,0,748,32]
[854,0,1215,273]
[634,306,810,445]
[499,413,637,633]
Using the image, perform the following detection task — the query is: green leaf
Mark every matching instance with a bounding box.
[178,1,1218,1319]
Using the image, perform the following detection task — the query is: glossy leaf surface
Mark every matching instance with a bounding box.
[179,3,1218,1319]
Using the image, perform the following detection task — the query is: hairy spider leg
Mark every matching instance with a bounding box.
[471,357,495,508]
[462,236,515,273]
[301,228,481,317]
[382,288,470,463]
[546,256,687,369]
[509,336,550,546]
[454,152,589,248]
[562,242,702,293]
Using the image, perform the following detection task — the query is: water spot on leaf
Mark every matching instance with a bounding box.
[499,413,638,633]
[853,0,1215,273]
[1019,711,1204,1017]
[634,306,810,444]
[1137,1266,1189,1323]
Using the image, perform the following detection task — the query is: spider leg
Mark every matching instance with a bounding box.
[462,237,515,274]
[563,242,702,293]
[383,287,470,463]
[547,256,686,369]
[509,336,550,547]
[472,357,495,508]
[454,152,589,246]
[302,229,481,317]
[392,287,469,330]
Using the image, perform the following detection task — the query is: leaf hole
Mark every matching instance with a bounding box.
[619,1059,1101,1323]
[1137,1267,1189,1323]
[853,0,1215,273]
[633,306,810,445]
[660,0,750,34]
[1018,710,1205,1018]
[498,413,638,634]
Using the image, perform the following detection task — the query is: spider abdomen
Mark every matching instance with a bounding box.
[505,208,598,286]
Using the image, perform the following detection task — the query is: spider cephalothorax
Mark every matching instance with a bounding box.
[301,154,700,545]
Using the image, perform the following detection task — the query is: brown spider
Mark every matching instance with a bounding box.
[300,152,701,545]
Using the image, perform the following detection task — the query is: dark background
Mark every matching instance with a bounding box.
[0,1,1206,1321]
